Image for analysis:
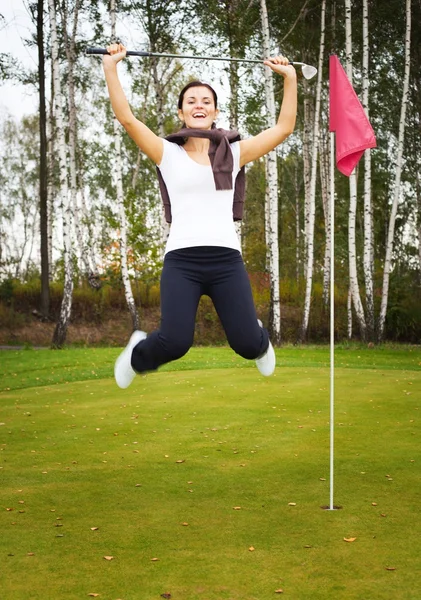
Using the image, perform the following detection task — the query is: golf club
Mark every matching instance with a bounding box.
[85,47,318,80]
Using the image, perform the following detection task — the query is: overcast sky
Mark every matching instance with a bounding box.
[1,0,39,119]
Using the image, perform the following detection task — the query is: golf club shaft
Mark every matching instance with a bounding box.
[85,47,304,67]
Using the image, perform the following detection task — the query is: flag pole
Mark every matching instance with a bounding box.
[329,130,335,510]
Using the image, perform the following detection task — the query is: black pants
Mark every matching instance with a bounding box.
[131,246,269,373]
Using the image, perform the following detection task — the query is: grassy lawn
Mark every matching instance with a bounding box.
[1,345,420,599]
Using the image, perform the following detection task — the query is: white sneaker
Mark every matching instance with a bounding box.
[114,330,147,389]
[255,319,276,376]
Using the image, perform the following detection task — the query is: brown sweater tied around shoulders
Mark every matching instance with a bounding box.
[156,127,245,224]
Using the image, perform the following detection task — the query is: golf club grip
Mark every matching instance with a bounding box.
[85,47,149,57]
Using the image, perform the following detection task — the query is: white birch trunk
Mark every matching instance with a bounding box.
[260,0,281,344]
[294,166,301,283]
[417,169,421,283]
[302,89,313,245]
[347,286,352,339]
[48,0,73,348]
[378,0,411,340]
[47,76,54,280]
[362,0,375,340]
[345,0,366,340]
[62,0,79,281]
[110,0,139,330]
[299,0,326,341]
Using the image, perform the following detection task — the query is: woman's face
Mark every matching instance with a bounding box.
[178,86,219,129]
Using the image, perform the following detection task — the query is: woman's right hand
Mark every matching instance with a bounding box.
[103,43,127,66]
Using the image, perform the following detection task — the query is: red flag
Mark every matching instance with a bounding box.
[329,54,376,177]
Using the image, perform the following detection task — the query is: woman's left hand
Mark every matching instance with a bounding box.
[263,56,296,79]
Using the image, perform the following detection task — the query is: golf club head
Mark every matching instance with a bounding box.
[301,64,318,80]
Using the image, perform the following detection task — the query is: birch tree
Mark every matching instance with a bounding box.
[299,0,326,341]
[260,0,280,344]
[110,0,140,330]
[361,0,375,340]
[61,0,83,279]
[378,0,412,341]
[49,0,73,348]
[36,0,49,319]
[344,0,366,340]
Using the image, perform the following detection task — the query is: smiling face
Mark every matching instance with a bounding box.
[178,85,219,129]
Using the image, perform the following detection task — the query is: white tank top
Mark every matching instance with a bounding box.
[158,139,242,255]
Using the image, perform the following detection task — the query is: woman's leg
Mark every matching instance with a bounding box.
[208,253,269,360]
[131,252,202,373]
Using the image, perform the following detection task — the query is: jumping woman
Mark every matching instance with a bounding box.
[102,43,297,389]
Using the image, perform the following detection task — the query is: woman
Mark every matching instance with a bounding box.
[103,43,297,389]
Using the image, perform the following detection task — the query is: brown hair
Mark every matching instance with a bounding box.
[177,80,218,109]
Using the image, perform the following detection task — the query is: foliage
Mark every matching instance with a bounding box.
[0,0,420,342]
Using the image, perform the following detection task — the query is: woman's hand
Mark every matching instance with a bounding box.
[103,43,127,67]
[263,55,296,79]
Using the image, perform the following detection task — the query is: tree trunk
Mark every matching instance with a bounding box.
[299,0,326,342]
[417,168,421,284]
[47,65,54,280]
[378,0,412,340]
[347,286,352,339]
[345,0,366,340]
[362,0,375,341]
[63,0,88,285]
[110,0,139,331]
[260,0,281,344]
[294,164,301,283]
[49,0,73,348]
[226,8,242,249]
[37,0,50,319]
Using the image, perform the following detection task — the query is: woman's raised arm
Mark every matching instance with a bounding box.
[103,43,163,165]
[239,56,297,167]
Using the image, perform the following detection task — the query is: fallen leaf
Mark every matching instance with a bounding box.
[233,506,242,510]
[380,513,387,517]
[176,460,185,464]
[386,567,396,571]
[151,557,159,561]
[90,527,99,531]
[304,545,312,548]
[275,590,284,594]
[103,556,114,561]
[27,552,35,556]
[344,537,357,543]
[371,502,378,506]
[161,594,172,599]
[87,594,100,598]
[288,502,297,506]
[248,546,255,552]
[181,522,189,526]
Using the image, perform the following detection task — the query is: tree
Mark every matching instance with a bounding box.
[378,0,412,340]
[110,0,140,330]
[36,0,50,319]
[345,0,366,341]
[299,0,326,342]
[260,0,281,344]
[48,0,73,348]
[361,0,375,341]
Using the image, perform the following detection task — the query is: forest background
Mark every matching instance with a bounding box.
[0,0,420,348]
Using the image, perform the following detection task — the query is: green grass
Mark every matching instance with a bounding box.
[1,345,420,599]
